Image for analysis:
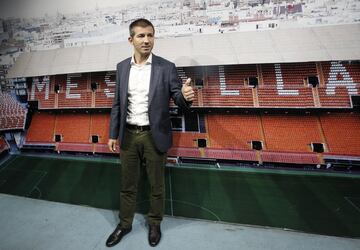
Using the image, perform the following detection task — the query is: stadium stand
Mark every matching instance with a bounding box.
[260,151,320,165]
[172,132,207,148]
[25,112,56,144]
[167,147,202,158]
[56,142,93,153]
[27,61,360,110]
[261,114,324,153]
[318,87,352,107]
[21,60,360,166]
[319,113,360,156]
[204,148,257,162]
[206,65,256,107]
[258,63,317,107]
[90,113,110,144]
[93,71,116,108]
[206,114,262,150]
[57,74,92,108]
[25,112,115,154]
[257,86,315,107]
[201,86,254,107]
[54,113,91,143]
[0,91,27,131]
[28,76,55,109]
[23,110,360,166]
[262,62,317,86]
[319,61,358,107]
[207,65,257,87]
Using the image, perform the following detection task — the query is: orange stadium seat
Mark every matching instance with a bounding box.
[261,114,323,152]
[260,151,320,164]
[262,62,317,86]
[168,147,201,158]
[206,114,262,150]
[25,112,56,144]
[202,87,254,107]
[258,63,318,107]
[319,113,360,156]
[26,112,118,154]
[257,86,314,107]
[55,113,91,143]
[172,132,207,148]
[204,148,257,161]
[318,87,352,107]
[56,142,93,153]
[90,113,110,144]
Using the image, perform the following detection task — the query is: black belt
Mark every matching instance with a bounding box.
[126,123,151,132]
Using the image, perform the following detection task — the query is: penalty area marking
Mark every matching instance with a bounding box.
[0,169,47,198]
[344,196,360,214]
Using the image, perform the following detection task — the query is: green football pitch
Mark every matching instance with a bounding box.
[0,154,359,238]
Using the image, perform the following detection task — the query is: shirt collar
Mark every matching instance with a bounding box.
[130,53,152,66]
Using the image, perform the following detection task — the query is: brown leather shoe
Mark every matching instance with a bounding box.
[105,224,132,247]
[148,224,161,247]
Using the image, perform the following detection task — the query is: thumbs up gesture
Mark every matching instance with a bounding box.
[181,78,195,102]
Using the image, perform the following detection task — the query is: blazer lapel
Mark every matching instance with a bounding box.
[120,60,131,108]
[148,55,161,106]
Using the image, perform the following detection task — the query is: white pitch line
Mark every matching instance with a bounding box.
[0,155,19,172]
[170,199,221,221]
[344,196,360,214]
[27,171,47,197]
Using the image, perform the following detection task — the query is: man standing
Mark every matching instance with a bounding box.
[106,18,195,247]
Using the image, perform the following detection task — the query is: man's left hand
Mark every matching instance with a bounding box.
[181,78,195,102]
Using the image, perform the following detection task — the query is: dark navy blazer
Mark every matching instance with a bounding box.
[109,54,191,153]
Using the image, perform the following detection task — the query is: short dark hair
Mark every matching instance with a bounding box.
[129,18,155,37]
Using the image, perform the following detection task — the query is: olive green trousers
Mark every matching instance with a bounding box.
[119,128,167,228]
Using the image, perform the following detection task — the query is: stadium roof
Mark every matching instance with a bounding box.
[7,23,360,78]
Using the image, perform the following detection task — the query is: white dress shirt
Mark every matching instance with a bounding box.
[126,53,152,126]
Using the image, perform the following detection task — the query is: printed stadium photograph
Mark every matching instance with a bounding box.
[0,0,360,249]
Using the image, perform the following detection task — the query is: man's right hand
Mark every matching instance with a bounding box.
[108,139,117,153]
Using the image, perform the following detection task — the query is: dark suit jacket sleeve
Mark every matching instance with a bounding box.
[169,63,192,110]
[109,64,121,139]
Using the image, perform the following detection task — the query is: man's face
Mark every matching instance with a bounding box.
[128,26,154,57]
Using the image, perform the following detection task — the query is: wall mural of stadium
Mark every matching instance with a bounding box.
[1,0,360,243]
[2,60,357,167]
